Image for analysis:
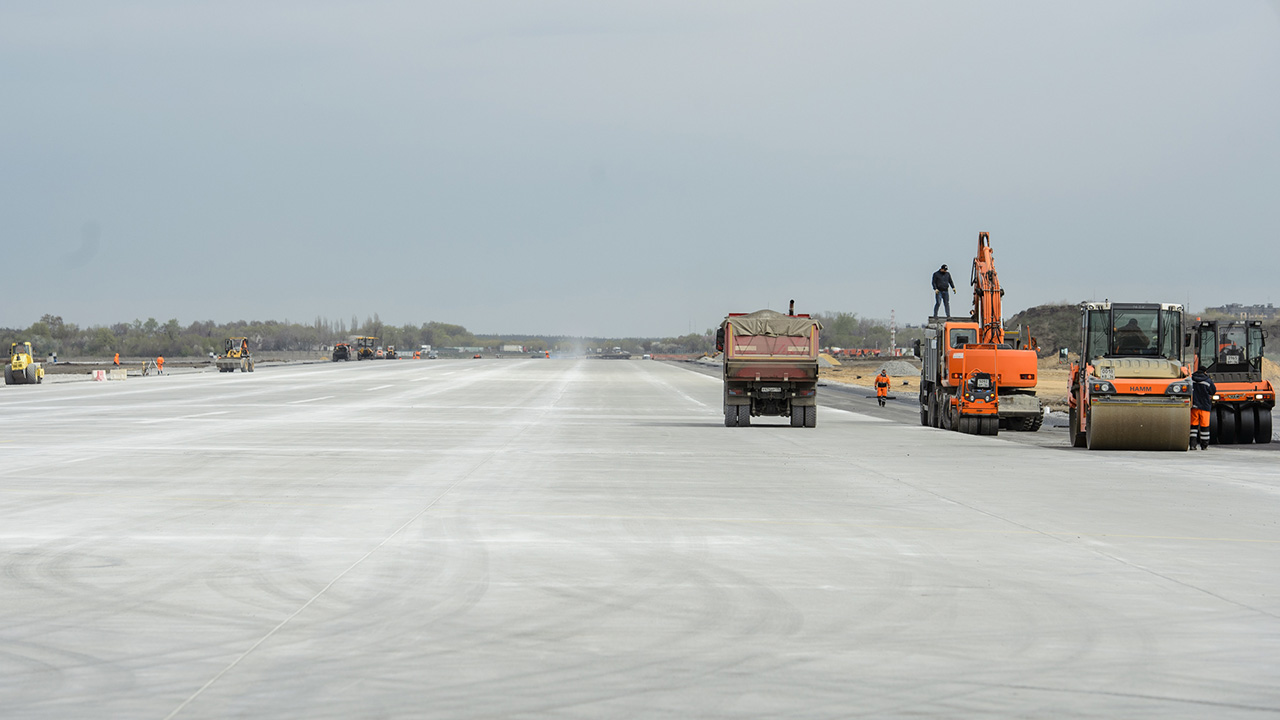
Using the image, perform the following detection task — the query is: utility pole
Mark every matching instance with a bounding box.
[890,309,897,357]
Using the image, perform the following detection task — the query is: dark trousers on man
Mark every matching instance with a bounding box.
[933,290,951,317]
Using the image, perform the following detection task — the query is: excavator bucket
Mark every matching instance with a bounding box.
[1087,402,1190,451]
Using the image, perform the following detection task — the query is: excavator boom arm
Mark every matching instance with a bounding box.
[970,231,1005,345]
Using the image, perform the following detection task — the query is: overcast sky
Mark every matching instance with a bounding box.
[3,1,1278,336]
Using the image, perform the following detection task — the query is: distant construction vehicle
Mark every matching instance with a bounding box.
[5,342,45,385]
[385,345,398,360]
[1068,302,1190,450]
[354,336,378,360]
[1186,319,1273,444]
[331,342,352,361]
[915,232,1039,435]
[717,301,821,427]
[216,337,255,373]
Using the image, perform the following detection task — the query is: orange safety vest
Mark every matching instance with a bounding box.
[875,374,890,396]
[157,356,164,367]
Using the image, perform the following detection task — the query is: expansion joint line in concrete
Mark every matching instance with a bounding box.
[162,410,550,720]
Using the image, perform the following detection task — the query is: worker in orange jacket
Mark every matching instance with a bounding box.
[113,352,120,366]
[874,369,890,407]
[156,356,165,375]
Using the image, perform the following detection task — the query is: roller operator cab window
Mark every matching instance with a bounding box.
[1248,327,1264,366]
[1110,310,1159,356]
[1200,328,1218,371]
[1218,327,1247,365]
[1160,309,1181,362]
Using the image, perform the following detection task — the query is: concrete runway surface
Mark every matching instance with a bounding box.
[2,359,1278,719]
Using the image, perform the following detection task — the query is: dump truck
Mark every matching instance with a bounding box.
[916,318,1000,435]
[354,336,378,360]
[969,232,1042,430]
[332,342,352,361]
[1068,302,1190,450]
[216,337,255,373]
[1186,319,1273,444]
[717,302,822,427]
[5,342,45,385]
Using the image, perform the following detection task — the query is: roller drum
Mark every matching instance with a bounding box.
[1086,401,1190,451]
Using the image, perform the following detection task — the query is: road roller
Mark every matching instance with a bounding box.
[1186,319,1273,444]
[1068,302,1191,450]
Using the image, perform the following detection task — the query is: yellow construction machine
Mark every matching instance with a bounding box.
[5,342,45,385]
[354,336,379,360]
[216,337,255,373]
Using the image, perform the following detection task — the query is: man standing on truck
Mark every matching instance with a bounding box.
[875,369,890,407]
[932,264,955,317]
[1190,365,1216,450]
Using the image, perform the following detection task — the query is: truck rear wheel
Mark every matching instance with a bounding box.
[738,405,752,427]
[1257,408,1273,444]
[803,405,816,428]
[790,409,804,428]
[724,406,737,427]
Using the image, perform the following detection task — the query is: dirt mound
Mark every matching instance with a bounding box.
[1264,357,1280,386]
[877,360,918,377]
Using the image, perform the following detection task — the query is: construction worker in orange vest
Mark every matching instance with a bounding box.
[874,369,890,407]
[113,352,120,366]
[156,356,165,375]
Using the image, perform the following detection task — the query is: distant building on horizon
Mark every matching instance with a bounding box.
[1205,303,1277,319]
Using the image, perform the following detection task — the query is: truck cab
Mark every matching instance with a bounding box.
[917,319,999,434]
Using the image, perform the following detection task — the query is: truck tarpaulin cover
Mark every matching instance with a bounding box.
[726,310,822,338]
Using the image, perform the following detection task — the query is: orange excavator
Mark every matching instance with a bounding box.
[916,232,1041,434]
[970,232,1042,431]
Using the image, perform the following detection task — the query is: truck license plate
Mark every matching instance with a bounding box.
[761,387,782,393]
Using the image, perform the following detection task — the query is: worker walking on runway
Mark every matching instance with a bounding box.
[1190,365,1216,450]
[932,264,955,317]
[156,356,165,375]
[874,369,890,407]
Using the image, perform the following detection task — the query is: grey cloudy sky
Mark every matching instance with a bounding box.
[3,1,1278,336]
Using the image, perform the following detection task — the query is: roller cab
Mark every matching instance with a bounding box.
[4,341,44,385]
[1186,319,1273,444]
[1068,303,1190,450]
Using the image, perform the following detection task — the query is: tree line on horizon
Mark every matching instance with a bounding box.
[12,306,1261,361]
[0,314,726,359]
